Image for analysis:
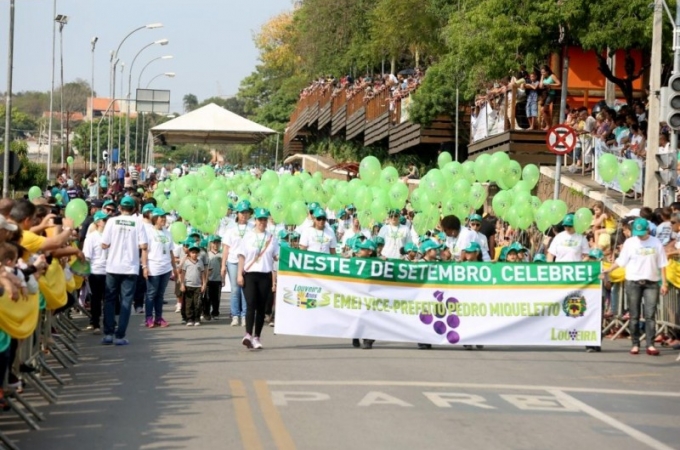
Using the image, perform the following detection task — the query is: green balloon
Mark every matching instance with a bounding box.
[370,198,389,223]
[618,159,640,192]
[488,152,510,182]
[170,222,188,244]
[574,207,594,234]
[597,153,619,183]
[65,198,88,227]
[67,156,74,165]
[461,161,476,184]
[469,183,487,209]
[522,164,540,188]
[473,154,491,182]
[381,166,400,185]
[443,161,463,180]
[28,186,42,201]
[513,180,533,193]
[410,188,425,211]
[501,160,522,189]
[514,191,532,206]
[492,191,512,216]
[198,165,216,182]
[453,179,471,198]
[530,196,542,211]
[288,200,308,226]
[357,210,375,229]
[261,170,279,188]
[437,152,453,169]
[424,169,446,198]
[534,206,552,233]
[412,213,428,235]
[359,156,381,185]
[354,186,372,211]
[389,182,409,209]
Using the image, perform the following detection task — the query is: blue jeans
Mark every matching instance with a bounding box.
[146,271,171,320]
[104,273,137,339]
[227,262,246,317]
[611,282,621,316]
[624,280,659,348]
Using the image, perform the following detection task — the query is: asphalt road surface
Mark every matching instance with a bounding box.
[5,287,680,450]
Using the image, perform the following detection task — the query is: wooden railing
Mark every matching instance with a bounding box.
[331,93,347,115]
[365,89,390,122]
[346,92,365,117]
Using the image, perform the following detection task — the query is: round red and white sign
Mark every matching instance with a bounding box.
[545,125,577,155]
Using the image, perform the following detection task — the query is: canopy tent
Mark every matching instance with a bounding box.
[150,103,276,146]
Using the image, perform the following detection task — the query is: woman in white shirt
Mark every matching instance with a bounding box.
[547,214,590,262]
[237,208,279,350]
[145,208,177,328]
[601,218,668,356]
[82,211,109,333]
[299,208,337,254]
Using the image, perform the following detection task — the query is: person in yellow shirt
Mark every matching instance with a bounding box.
[9,200,72,259]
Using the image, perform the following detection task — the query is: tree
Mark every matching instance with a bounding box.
[198,96,247,117]
[11,91,50,119]
[0,106,38,140]
[183,94,198,112]
[0,140,47,190]
[54,79,91,157]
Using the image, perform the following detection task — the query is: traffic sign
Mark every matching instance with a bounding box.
[545,125,577,155]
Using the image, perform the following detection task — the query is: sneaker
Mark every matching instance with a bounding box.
[145,317,155,328]
[241,317,246,327]
[181,320,187,325]
[155,318,169,328]
[101,335,114,345]
[203,316,212,321]
[114,338,129,346]
[135,307,144,314]
[175,303,182,313]
[193,321,201,327]
[85,325,94,331]
[242,334,253,349]
[93,327,102,335]
[186,321,194,327]
[200,315,206,321]
[253,337,263,349]
[231,317,239,327]
[269,322,275,327]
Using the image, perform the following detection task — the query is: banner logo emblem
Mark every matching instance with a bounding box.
[562,292,587,318]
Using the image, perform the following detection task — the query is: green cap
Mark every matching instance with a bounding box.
[254,208,271,219]
[120,196,135,208]
[399,216,407,225]
[510,242,526,252]
[463,241,481,253]
[308,202,320,211]
[183,238,195,246]
[278,230,289,240]
[151,207,168,217]
[632,218,648,237]
[227,202,235,211]
[312,207,327,219]
[469,214,482,223]
[280,241,290,249]
[189,232,201,238]
[208,235,222,243]
[533,253,547,263]
[375,236,385,245]
[420,239,443,254]
[235,200,252,213]
[357,239,377,251]
[93,211,108,222]
[142,203,156,214]
[388,208,401,217]
[346,204,356,210]
[402,242,418,253]
[102,200,115,208]
[289,231,300,239]
[499,247,510,261]
[188,244,201,252]
[337,208,347,218]
[200,238,208,248]
[588,248,604,260]
[562,214,575,227]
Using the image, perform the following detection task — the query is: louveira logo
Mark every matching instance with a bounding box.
[550,328,597,341]
[283,285,331,309]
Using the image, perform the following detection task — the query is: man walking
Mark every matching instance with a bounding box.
[101,196,149,346]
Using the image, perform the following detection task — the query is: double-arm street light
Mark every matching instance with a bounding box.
[89,36,98,170]
[108,22,162,165]
[56,14,68,168]
[125,39,169,164]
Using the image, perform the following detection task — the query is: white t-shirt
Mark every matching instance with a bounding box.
[101,214,148,275]
[548,231,589,262]
[172,167,182,177]
[446,227,476,261]
[472,230,491,262]
[616,236,668,282]
[236,230,279,273]
[82,231,108,275]
[146,225,174,276]
[222,223,254,264]
[378,224,411,259]
[300,227,337,254]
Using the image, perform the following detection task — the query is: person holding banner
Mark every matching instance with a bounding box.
[353,239,377,350]
[299,208,337,254]
[547,214,590,262]
[237,208,279,350]
[600,218,668,356]
[221,200,253,327]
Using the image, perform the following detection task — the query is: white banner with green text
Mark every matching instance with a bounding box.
[275,248,602,346]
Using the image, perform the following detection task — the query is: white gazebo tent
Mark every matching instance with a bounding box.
[147,103,277,166]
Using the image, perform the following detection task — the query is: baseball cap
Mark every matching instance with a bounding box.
[346,204,356,210]
[235,200,252,213]
[102,200,115,208]
[561,214,574,227]
[499,247,510,261]
[375,236,385,245]
[312,207,327,219]
[120,196,135,208]
[337,208,347,218]
[278,230,289,240]
[625,208,641,218]
[402,242,418,254]
[463,242,481,253]
[90,199,104,208]
[469,214,482,223]
[183,238,194,247]
[307,202,320,212]
[208,235,222,243]
[533,253,547,263]
[188,244,201,252]
[151,208,168,217]
[0,216,18,232]
[254,208,271,219]
[93,211,108,222]
[420,239,443,253]
[588,248,604,260]
[142,203,156,214]
[357,239,377,251]
[510,242,526,252]
[632,218,649,237]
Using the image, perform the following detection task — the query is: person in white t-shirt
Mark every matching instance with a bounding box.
[467,214,491,261]
[601,218,668,356]
[236,208,280,350]
[82,211,109,334]
[144,208,177,329]
[547,214,590,262]
[340,217,371,252]
[221,200,254,326]
[378,209,411,259]
[101,196,149,346]
[440,215,475,261]
[300,208,337,254]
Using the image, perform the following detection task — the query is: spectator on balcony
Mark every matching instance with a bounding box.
[524,71,540,130]
[539,65,561,130]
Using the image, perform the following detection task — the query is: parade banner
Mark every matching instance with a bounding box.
[275,248,602,346]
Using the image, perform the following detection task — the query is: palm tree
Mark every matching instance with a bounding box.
[182,94,199,112]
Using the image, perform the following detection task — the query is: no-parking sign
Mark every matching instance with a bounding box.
[545,125,577,155]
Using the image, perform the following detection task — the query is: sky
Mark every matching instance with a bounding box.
[0,0,293,113]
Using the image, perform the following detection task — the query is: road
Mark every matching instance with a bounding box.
[4,286,680,450]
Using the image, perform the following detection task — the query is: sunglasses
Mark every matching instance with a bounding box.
[104,208,115,212]
[315,217,327,221]
[470,222,481,227]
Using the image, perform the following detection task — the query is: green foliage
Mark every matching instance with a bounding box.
[0,140,47,190]
[0,106,38,139]
[183,94,199,112]
[11,91,50,119]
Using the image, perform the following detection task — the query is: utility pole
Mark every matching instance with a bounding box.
[645,0,664,207]
[3,0,16,198]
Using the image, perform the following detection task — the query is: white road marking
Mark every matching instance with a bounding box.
[267,381,680,398]
[500,394,579,412]
[548,390,675,450]
[423,392,495,409]
[357,391,413,407]
[271,391,331,406]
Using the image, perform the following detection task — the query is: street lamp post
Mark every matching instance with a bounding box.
[135,55,172,163]
[47,0,56,181]
[108,23,162,169]
[3,0,15,198]
[141,72,175,167]
[125,39,169,165]
[56,14,68,169]
[89,36,98,170]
